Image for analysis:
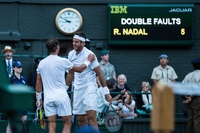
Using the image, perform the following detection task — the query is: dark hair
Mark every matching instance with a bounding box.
[74,31,86,41]
[46,37,59,53]
[193,64,200,70]
[106,78,116,89]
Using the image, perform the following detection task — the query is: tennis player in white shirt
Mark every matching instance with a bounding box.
[36,37,95,133]
[66,32,112,130]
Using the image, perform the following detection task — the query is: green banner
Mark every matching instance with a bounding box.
[108,4,194,45]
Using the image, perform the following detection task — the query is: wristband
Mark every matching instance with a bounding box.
[36,92,42,108]
[36,92,42,100]
[83,60,90,67]
[103,86,110,95]
[65,86,69,91]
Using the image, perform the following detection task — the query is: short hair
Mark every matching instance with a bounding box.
[117,74,127,83]
[46,37,59,53]
[106,78,116,89]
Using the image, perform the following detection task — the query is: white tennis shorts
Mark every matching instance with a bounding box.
[73,83,98,115]
[44,94,72,117]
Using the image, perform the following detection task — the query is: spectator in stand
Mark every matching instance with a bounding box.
[106,78,117,93]
[112,74,130,101]
[99,49,116,80]
[1,46,16,78]
[151,54,178,85]
[136,81,153,114]
[118,90,137,119]
[1,46,16,120]
[7,61,27,133]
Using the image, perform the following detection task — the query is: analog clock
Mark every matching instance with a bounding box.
[55,8,83,35]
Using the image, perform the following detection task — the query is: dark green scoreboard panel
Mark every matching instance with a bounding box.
[108,4,194,45]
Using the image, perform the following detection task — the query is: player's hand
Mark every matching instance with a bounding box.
[36,99,43,108]
[105,94,112,103]
[87,54,95,62]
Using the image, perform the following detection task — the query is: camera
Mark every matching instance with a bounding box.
[122,96,126,103]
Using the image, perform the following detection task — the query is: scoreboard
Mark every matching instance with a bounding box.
[108,4,194,46]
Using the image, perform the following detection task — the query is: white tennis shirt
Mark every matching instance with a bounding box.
[37,55,73,101]
[68,47,99,89]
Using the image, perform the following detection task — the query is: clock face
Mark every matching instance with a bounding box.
[55,8,83,35]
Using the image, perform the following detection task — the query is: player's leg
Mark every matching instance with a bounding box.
[44,101,57,133]
[73,88,87,127]
[61,115,71,133]
[77,114,87,127]
[48,115,57,133]
[84,83,99,129]
[57,94,72,133]
[86,110,98,129]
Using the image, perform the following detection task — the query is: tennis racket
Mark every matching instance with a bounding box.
[33,106,46,130]
[39,109,46,130]
[104,104,122,132]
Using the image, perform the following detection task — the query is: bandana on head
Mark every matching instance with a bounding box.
[73,35,85,42]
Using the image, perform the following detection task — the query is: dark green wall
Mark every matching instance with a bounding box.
[0,0,200,113]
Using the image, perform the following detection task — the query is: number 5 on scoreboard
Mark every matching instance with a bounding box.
[181,28,185,35]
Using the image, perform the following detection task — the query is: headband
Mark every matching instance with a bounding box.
[73,35,85,42]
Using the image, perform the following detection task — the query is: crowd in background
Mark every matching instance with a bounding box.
[1,42,200,133]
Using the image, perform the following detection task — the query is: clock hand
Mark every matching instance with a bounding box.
[66,20,71,23]
[60,17,71,23]
[60,16,67,21]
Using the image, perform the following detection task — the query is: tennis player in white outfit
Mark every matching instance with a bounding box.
[35,37,95,133]
[66,32,112,130]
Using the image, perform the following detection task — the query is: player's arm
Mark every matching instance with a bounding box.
[35,74,43,108]
[65,54,95,90]
[66,69,74,87]
[93,66,112,103]
[36,74,42,93]
[71,54,95,73]
[94,66,106,86]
